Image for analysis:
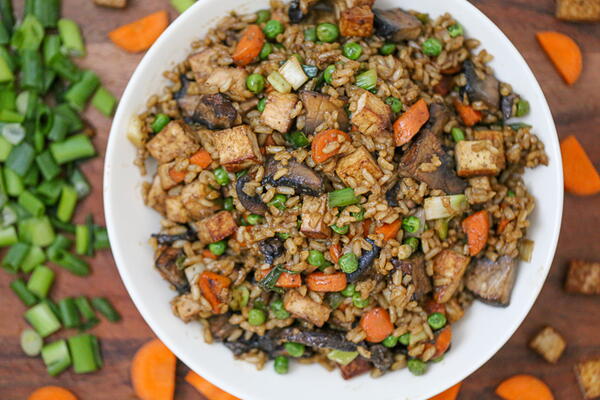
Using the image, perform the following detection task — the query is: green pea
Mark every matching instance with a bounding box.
[276,232,290,240]
[270,298,290,319]
[285,342,305,357]
[448,23,463,38]
[316,23,339,43]
[379,43,396,56]
[382,335,398,348]
[213,166,230,186]
[208,240,227,256]
[259,42,272,60]
[432,355,445,363]
[340,283,356,297]
[263,20,284,40]
[516,99,530,117]
[269,194,288,211]
[399,333,410,346]
[246,214,263,225]
[422,38,443,57]
[286,131,310,148]
[274,355,289,374]
[246,73,265,93]
[223,197,234,211]
[248,308,266,326]
[152,113,171,133]
[402,216,421,233]
[352,292,369,308]
[451,127,465,142]
[256,9,271,24]
[331,224,349,235]
[308,250,326,267]
[304,27,317,42]
[407,359,427,376]
[323,65,335,84]
[342,42,362,60]
[338,253,358,274]
[404,237,420,252]
[427,312,447,330]
[257,97,267,112]
[351,208,365,221]
[507,190,516,197]
[385,96,403,113]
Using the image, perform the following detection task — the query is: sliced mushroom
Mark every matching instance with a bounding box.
[373,8,422,42]
[465,256,518,307]
[155,247,189,294]
[385,180,401,207]
[259,237,285,265]
[193,93,238,130]
[236,173,268,215]
[208,313,238,341]
[262,157,324,196]
[151,229,197,245]
[369,344,393,371]
[288,0,320,23]
[223,329,286,358]
[501,94,518,120]
[279,328,358,351]
[347,238,381,283]
[299,90,349,135]
[464,60,500,110]
[392,253,432,301]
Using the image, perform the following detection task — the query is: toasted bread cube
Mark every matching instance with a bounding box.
[340,6,374,37]
[261,92,299,133]
[147,176,167,215]
[529,326,567,364]
[455,140,504,177]
[565,260,600,295]
[188,48,219,82]
[212,125,262,172]
[196,211,238,243]
[157,162,179,190]
[300,195,331,239]
[181,180,220,220]
[335,146,383,188]
[165,196,190,224]
[576,357,600,399]
[433,249,470,303]
[556,0,600,21]
[284,290,331,327]
[351,90,392,136]
[93,0,126,7]
[146,120,199,164]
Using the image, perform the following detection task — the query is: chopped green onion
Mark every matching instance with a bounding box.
[10,278,38,306]
[31,0,60,28]
[58,18,86,57]
[53,250,89,276]
[47,113,69,142]
[91,297,121,322]
[92,86,117,116]
[54,103,83,132]
[279,56,308,90]
[355,69,377,91]
[36,179,63,205]
[93,226,109,250]
[21,244,46,273]
[0,109,23,122]
[3,242,30,272]
[171,0,196,13]
[423,195,467,220]
[47,235,73,261]
[23,165,40,187]
[2,122,25,144]
[20,49,44,92]
[327,349,358,366]
[0,134,13,161]
[4,168,24,196]
[18,216,56,247]
[151,113,170,133]
[6,141,35,176]
[50,134,95,164]
[36,103,54,134]
[69,168,91,199]
[267,70,291,93]
[75,296,99,330]
[434,218,449,240]
[75,224,89,255]
[35,151,60,181]
[58,297,81,328]
[0,55,13,83]
[0,0,15,35]
[328,188,359,208]
[331,224,349,235]
[64,70,100,111]
[0,225,17,247]
[11,15,44,51]
[41,339,71,376]
[0,85,15,109]
[49,52,81,82]
[20,328,43,356]
[25,301,62,337]
[516,99,530,117]
[56,185,78,222]
[286,130,309,148]
[18,190,45,217]
[43,34,61,64]
[27,265,55,298]
[451,127,465,142]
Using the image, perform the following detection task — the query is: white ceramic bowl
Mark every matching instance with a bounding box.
[104,1,563,398]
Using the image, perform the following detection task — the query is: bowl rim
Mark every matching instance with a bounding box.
[104,0,563,398]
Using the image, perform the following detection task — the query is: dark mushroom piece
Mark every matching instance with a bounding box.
[465,256,518,307]
[208,314,238,341]
[288,0,320,23]
[299,90,349,135]
[193,93,238,130]
[501,93,518,120]
[373,8,422,42]
[385,180,401,207]
[224,329,286,358]
[463,59,501,110]
[262,157,324,196]
[368,344,393,371]
[155,247,189,294]
[392,253,432,301]
[151,228,197,245]
[347,238,381,283]
[236,173,268,215]
[258,237,285,265]
[279,328,358,352]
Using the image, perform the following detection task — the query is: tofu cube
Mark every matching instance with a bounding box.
[261,92,299,133]
[432,250,470,303]
[188,49,218,82]
[93,0,126,7]
[171,293,205,323]
[300,195,331,239]
[455,140,504,177]
[283,290,331,327]
[165,196,190,224]
[529,326,567,363]
[204,67,252,101]
[157,162,180,190]
[565,260,600,295]
[474,129,505,166]
[351,90,392,136]
[576,357,600,399]
[211,125,262,172]
[146,120,199,164]
[180,180,220,220]
[335,146,383,188]
[340,6,374,37]
[147,176,167,215]
[556,0,600,21]
[195,211,238,243]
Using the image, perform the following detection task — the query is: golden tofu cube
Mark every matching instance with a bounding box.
[300,195,331,239]
[211,125,263,172]
[146,120,199,164]
[351,90,392,136]
[340,6,374,37]
[180,180,220,220]
[196,211,238,243]
[335,146,383,188]
[433,250,470,303]
[529,326,567,364]
[284,290,331,327]
[261,92,299,133]
[455,140,504,177]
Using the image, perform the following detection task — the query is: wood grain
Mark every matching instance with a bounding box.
[1,0,599,399]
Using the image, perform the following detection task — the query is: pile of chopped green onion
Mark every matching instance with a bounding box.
[1,0,119,376]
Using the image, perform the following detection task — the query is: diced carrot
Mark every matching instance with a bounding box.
[131,339,176,400]
[189,149,213,169]
[497,218,510,234]
[495,374,554,400]
[441,65,462,75]
[462,210,490,256]
[433,76,454,96]
[453,99,482,127]
[329,243,342,264]
[28,386,78,400]
[232,25,265,67]
[256,268,302,288]
[375,219,402,241]
[536,31,582,86]
[393,99,430,146]
[306,272,347,292]
[198,271,232,314]
[109,11,169,53]
[169,168,187,183]
[424,299,446,315]
[434,325,452,358]
[561,135,600,196]
[362,219,372,234]
[311,129,350,163]
[202,249,218,260]
[429,382,463,400]
[360,307,394,343]
[185,371,240,400]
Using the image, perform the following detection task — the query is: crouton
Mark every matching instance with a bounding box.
[300,195,331,239]
[180,180,220,220]
[565,260,600,295]
[165,196,190,224]
[93,0,126,8]
[455,140,504,177]
[157,162,179,190]
[335,146,383,188]
[556,0,600,21]
[147,175,167,215]
[188,48,219,82]
[211,125,263,172]
[283,289,332,327]
[171,293,204,323]
[529,326,567,364]
[432,249,470,303]
[261,92,299,133]
[204,67,252,101]
[146,120,199,164]
[576,357,600,399]
[340,6,374,37]
[195,211,238,243]
[351,90,392,136]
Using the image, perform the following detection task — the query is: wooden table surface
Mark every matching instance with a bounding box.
[1,0,599,399]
